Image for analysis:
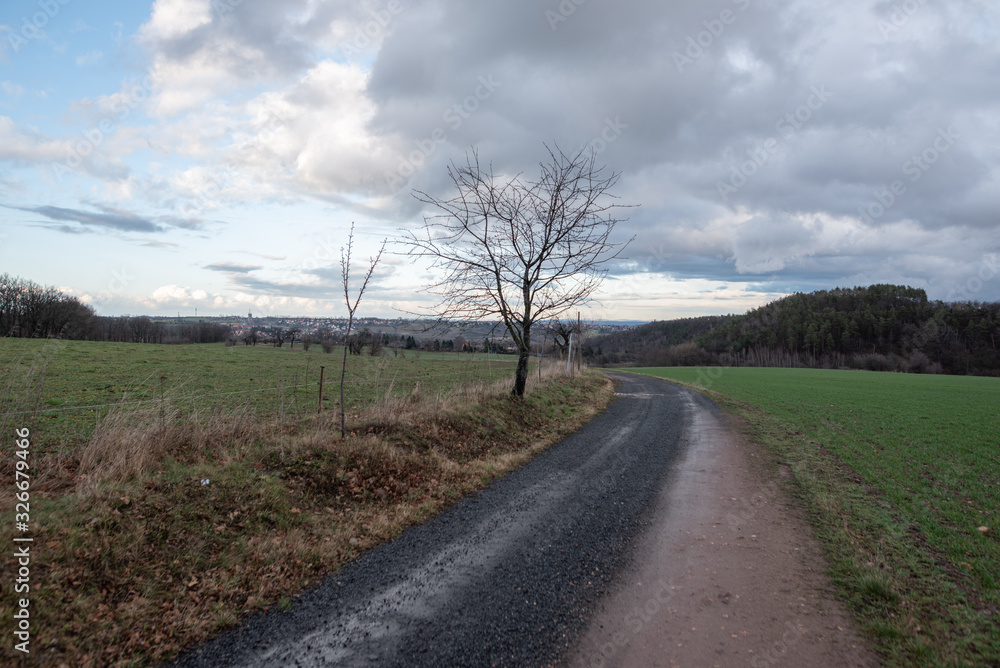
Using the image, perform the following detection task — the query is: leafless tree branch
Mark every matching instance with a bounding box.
[404,144,634,396]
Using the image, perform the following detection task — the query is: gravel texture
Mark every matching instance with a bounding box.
[171,372,689,667]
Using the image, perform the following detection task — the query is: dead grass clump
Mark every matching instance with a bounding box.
[76,399,265,492]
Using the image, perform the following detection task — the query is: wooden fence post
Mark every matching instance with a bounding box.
[318,366,325,414]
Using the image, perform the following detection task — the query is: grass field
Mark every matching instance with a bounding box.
[0,338,523,451]
[0,338,606,666]
[630,366,1000,666]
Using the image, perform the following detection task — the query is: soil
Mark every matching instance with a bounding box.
[566,389,882,668]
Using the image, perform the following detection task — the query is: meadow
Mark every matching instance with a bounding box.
[0,338,608,666]
[0,337,522,451]
[631,366,1000,666]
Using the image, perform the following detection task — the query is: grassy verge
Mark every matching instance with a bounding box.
[0,338,612,666]
[627,367,999,667]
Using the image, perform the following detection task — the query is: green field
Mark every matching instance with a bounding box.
[631,366,1000,666]
[0,338,522,450]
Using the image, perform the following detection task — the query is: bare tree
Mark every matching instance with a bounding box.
[406,145,632,397]
[549,319,576,360]
[346,329,369,355]
[368,332,384,356]
[339,224,386,438]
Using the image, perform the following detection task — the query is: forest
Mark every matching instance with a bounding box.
[589,284,1000,376]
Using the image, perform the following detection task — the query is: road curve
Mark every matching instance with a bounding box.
[172,372,697,667]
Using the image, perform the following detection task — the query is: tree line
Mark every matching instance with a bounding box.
[1,274,230,344]
[590,285,1000,375]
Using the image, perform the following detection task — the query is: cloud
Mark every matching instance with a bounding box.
[8,204,163,232]
[3,203,206,235]
[237,250,287,261]
[0,115,131,181]
[0,116,71,164]
[205,261,263,273]
[7,0,1000,314]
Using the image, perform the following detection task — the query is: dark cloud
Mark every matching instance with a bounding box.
[357,0,1000,300]
[9,204,163,232]
[2,203,207,235]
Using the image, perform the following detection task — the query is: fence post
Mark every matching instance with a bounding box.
[577,311,582,374]
[318,366,325,414]
[566,333,573,377]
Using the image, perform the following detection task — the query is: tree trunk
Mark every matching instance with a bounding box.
[512,322,532,398]
[340,325,351,438]
[513,347,530,398]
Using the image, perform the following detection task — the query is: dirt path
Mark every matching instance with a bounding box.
[567,382,880,668]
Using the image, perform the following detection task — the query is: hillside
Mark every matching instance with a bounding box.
[589,285,1000,375]
[586,315,732,366]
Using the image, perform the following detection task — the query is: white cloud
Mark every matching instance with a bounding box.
[141,0,213,42]
[0,116,71,163]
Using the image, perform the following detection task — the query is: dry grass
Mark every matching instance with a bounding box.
[0,364,612,667]
[76,396,264,492]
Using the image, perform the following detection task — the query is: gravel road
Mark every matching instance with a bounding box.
[172,372,694,667]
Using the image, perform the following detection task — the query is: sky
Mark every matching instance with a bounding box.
[0,0,998,322]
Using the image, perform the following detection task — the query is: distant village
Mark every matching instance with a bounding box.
[154,313,636,354]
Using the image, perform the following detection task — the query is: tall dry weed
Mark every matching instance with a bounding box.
[76,391,264,493]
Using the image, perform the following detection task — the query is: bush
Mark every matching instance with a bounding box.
[905,351,942,374]
[320,339,335,354]
[853,353,905,372]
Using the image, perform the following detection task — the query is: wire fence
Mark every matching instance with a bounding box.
[0,344,544,450]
